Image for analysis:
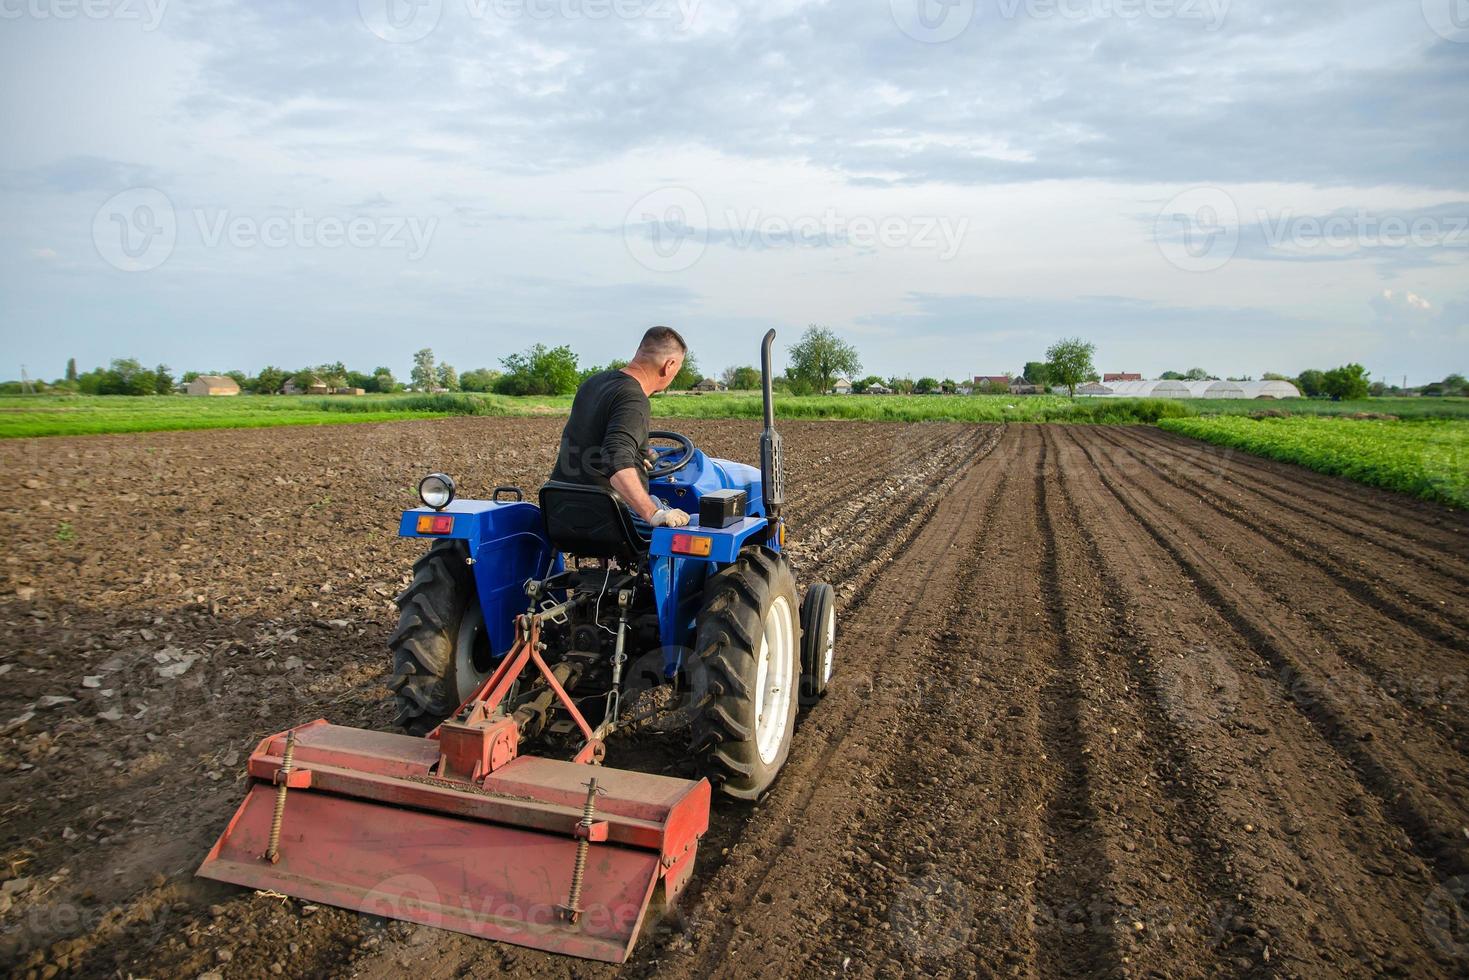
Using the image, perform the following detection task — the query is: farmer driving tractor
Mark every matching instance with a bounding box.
[549,325,692,529]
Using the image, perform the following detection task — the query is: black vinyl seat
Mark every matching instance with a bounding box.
[538,481,648,562]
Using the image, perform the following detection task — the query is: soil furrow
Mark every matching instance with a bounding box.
[1070,430,1469,889]
[1092,426,1469,644]
[1138,427,1469,555]
[1041,426,1268,977]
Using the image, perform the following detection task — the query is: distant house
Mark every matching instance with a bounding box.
[332,387,366,396]
[831,378,853,395]
[1009,382,1043,396]
[866,383,893,395]
[1076,382,1114,396]
[186,375,240,397]
[283,376,329,396]
[691,377,728,393]
[1104,373,1142,384]
[973,375,1012,388]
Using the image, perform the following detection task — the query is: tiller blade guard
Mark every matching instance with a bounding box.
[198,614,710,964]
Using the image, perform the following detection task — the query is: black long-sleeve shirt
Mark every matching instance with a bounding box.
[549,369,650,490]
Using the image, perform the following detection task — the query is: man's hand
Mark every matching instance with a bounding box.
[649,507,691,528]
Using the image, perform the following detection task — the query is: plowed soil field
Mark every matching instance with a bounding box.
[2,420,1466,978]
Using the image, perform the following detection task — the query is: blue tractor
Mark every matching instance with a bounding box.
[386,330,836,799]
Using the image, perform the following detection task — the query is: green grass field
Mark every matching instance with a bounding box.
[2,392,1465,439]
[1159,415,1468,508]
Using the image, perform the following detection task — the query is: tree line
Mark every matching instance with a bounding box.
[7,331,1464,400]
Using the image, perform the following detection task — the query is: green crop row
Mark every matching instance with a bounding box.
[1158,415,1467,508]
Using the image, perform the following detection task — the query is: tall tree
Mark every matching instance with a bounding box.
[1322,364,1370,401]
[371,366,398,393]
[495,344,581,396]
[65,358,77,382]
[253,366,287,394]
[1296,369,1327,397]
[788,326,862,395]
[153,364,174,395]
[1045,338,1097,398]
[411,348,437,391]
[436,363,459,391]
[1022,361,1050,386]
[673,352,701,390]
[720,365,761,390]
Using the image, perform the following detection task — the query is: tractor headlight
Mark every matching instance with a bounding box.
[418,473,456,511]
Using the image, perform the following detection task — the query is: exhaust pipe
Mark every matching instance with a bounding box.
[759,329,783,524]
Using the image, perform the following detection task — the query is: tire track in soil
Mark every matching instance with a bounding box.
[1138,427,1469,560]
[1090,426,1469,645]
[1038,426,1266,978]
[615,426,1111,980]
[1029,428,1126,978]
[1068,429,1469,899]
[633,426,1014,980]
[1055,426,1463,976]
[1091,427,1469,755]
[1083,428,1469,808]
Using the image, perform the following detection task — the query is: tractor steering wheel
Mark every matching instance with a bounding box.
[647,430,696,479]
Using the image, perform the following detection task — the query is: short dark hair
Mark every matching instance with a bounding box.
[638,326,687,360]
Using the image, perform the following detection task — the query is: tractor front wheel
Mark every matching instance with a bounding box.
[388,539,495,736]
[690,547,801,800]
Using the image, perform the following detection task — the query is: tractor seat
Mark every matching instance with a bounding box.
[538,481,648,562]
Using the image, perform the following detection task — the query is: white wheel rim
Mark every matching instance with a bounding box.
[821,604,835,685]
[454,604,493,704]
[754,595,796,765]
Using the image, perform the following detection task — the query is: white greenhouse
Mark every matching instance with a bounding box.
[1183,380,1248,399]
[1240,380,1303,400]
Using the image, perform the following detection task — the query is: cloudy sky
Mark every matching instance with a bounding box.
[1,0,1466,384]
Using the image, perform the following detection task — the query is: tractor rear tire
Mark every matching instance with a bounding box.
[799,582,836,707]
[387,539,492,736]
[690,546,801,800]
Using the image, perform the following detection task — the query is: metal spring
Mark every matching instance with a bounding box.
[264,731,296,864]
[564,778,600,919]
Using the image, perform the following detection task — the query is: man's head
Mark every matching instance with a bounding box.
[630,326,687,393]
